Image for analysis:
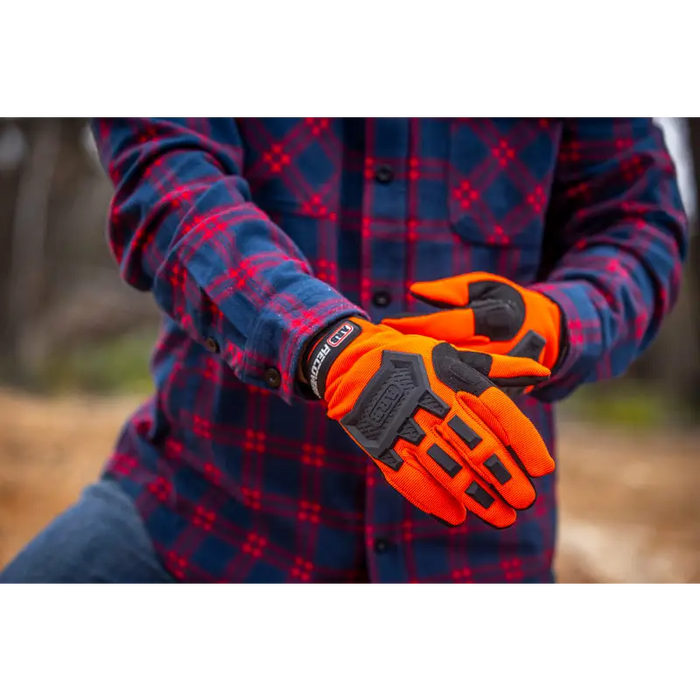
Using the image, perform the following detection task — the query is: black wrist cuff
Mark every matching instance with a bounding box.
[304,318,362,398]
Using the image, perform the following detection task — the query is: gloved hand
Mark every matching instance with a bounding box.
[381,272,568,388]
[302,317,555,528]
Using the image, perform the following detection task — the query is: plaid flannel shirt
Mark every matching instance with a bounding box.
[91,118,687,583]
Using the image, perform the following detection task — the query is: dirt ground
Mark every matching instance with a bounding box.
[0,389,698,582]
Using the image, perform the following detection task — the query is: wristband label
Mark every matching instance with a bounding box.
[308,320,361,398]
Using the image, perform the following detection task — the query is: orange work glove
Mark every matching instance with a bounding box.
[302,317,555,528]
[381,272,568,386]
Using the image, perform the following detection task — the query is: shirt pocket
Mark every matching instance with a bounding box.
[446,118,561,283]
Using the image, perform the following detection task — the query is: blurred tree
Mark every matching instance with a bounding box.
[0,120,26,356]
[0,118,159,387]
[5,119,61,378]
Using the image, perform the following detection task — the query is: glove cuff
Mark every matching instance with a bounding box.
[303,317,364,398]
[551,297,570,375]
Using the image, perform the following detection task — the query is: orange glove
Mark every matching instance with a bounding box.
[302,317,555,528]
[381,272,568,385]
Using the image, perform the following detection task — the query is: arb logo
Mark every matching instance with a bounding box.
[327,322,354,348]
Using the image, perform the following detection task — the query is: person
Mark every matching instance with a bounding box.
[0,118,687,583]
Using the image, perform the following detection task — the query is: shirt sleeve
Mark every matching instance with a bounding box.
[90,118,367,403]
[529,118,689,403]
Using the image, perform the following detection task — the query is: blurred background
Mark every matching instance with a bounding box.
[0,118,698,582]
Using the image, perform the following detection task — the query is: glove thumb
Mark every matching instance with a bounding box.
[408,277,472,308]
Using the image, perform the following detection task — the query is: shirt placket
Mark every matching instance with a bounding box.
[361,118,412,582]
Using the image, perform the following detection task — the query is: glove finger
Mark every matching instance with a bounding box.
[408,276,473,308]
[381,308,482,345]
[376,456,467,526]
[437,411,537,510]
[420,436,517,529]
[507,330,548,363]
[385,379,516,527]
[481,352,550,388]
[458,387,555,478]
[450,336,548,365]
[408,272,511,308]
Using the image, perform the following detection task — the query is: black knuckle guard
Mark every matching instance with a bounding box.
[340,351,449,470]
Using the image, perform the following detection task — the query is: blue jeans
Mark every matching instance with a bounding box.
[0,478,173,583]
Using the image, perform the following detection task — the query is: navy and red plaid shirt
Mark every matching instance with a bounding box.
[91,118,687,583]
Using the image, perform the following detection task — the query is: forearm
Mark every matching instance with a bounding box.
[91,118,366,402]
[530,118,688,402]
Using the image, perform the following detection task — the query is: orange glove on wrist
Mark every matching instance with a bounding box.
[381,272,568,390]
[303,317,555,528]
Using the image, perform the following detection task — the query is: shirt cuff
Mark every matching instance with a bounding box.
[240,276,369,404]
[527,280,603,402]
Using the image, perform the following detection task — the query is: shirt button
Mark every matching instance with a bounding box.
[372,290,392,308]
[204,337,220,353]
[374,163,394,184]
[374,538,391,554]
[264,367,282,388]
